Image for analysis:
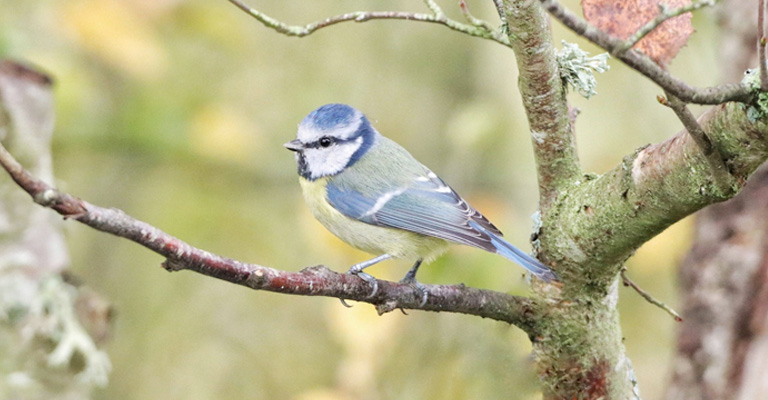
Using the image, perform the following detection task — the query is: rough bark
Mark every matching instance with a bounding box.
[505,1,581,212]
[504,2,768,398]
[666,1,768,398]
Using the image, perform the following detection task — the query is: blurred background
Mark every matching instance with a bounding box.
[0,0,723,399]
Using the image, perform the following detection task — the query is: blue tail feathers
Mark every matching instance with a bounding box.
[490,234,559,282]
[470,221,558,282]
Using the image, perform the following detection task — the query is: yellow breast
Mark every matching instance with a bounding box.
[299,177,448,261]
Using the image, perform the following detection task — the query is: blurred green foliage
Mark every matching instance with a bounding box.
[0,0,721,399]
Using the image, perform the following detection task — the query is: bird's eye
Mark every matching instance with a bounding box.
[319,136,333,148]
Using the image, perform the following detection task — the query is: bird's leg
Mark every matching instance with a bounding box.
[400,259,428,307]
[345,254,392,298]
[400,259,422,283]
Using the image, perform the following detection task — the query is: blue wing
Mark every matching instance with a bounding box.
[327,171,501,252]
[326,171,557,282]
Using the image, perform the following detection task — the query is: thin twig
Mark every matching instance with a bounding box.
[759,0,768,91]
[659,93,711,154]
[459,0,496,32]
[538,0,751,105]
[492,0,507,22]
[618,0,717,54]
[423,0,443,16]
[660,90,736,194]
[0,136,544,333]
[621,267,682,322]
[226,0,511,48]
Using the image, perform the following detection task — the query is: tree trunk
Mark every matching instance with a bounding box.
[0,60,111,400]
[666,1,768,398]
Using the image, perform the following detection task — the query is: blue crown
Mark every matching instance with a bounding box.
[303,103,357,129]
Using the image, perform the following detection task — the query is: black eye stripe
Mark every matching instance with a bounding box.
[304,136,357,149]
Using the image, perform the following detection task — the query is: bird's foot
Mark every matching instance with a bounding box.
[347,268,379,298]
[400,274,428,307]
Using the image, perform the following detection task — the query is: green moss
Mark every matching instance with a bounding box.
[741,69,768,122]
[533,281,630,398]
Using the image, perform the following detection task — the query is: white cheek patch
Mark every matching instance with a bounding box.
[304,136,364,179]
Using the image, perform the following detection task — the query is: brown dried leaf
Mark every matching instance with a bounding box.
[582,0,693,66]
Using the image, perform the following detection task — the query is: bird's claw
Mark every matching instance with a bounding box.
[400,275,428,307]
[348,270,379,298]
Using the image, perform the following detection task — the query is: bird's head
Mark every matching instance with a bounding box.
[285,104,378,180]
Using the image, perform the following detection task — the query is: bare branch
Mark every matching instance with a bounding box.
[0,138,544,334]
[459,0,496,32]
[422,0,442,16]
[226,0,512,48]
[617,0,717,54]
[538,0,752,105]
[621,267,682,322]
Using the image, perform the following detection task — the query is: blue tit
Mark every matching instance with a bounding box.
[284,104,558,300]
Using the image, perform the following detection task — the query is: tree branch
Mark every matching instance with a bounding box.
[661,90,736,194]
[544,102,767,288]
[226,0,512,48]
[621,267,682,322]
[538,0,752,105]
[759,0,768,91]
[616,0,717,53]
[0,138,544,335]
[667,2,768,395]
[500,1,581,212]
[0,60,112,392]
[459,0,496,32]
[529,97,767,400]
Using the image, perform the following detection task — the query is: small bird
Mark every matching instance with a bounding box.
[285,104,557,302]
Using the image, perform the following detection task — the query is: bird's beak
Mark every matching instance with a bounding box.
[283,139,304,152]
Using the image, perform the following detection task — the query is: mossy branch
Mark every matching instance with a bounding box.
[544,102,768,290]
[499,0,582,212]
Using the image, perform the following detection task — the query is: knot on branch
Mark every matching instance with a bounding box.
[298,264,334,276]
[162,259,184,272]
[376,300,401,315]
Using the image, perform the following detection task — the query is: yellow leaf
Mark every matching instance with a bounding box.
[188,105,255,162]
[59,0,167,79]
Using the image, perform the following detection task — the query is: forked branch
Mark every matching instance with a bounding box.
[660,90,736,194]
[617,0,717,53]
[538,0,751,105]
[227,0,512,48]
